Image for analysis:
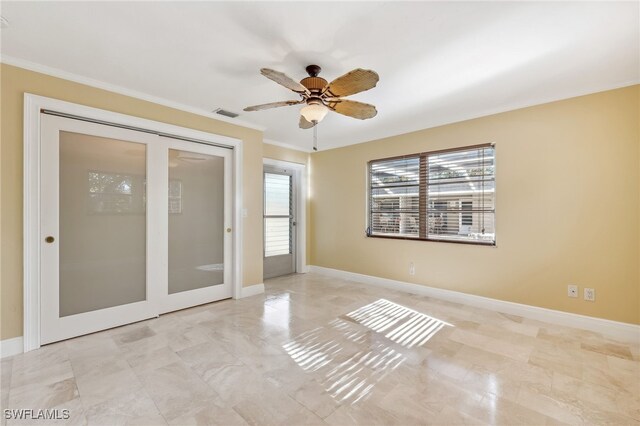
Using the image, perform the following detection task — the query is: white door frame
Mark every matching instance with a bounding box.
[262,158,307,275]
[23,94,244,353]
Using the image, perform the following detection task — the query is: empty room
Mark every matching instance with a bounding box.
[0,1,638,425]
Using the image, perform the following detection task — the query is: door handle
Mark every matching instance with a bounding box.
[45,236,55,243]
[226,228,232,233]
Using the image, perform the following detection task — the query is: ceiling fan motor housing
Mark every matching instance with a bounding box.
[300,76,327,94]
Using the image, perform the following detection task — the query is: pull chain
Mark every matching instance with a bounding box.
[313,122,318,151]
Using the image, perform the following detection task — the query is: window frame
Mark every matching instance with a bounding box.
[367,143,496,246]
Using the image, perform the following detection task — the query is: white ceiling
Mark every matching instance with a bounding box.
[1,2,638,151]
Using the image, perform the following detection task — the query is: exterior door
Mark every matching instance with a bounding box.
[263,166,296,279]
[40,113,232,345]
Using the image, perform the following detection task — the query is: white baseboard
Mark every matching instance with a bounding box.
[0,336,24,359]
[240,283,265,298]
[309,265,640,344]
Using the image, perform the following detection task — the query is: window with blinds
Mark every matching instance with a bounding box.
[264,172,292,257]
[368,144,495,245]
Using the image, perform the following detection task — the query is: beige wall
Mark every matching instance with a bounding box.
[2,62,637,341]
[263,143,309,165]
[310,85,640,325]
[0,64,264,340]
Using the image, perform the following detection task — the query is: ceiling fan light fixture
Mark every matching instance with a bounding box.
[301,102,328,123]
[244,65,379,129]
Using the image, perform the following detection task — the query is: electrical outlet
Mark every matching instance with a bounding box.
[409,262,415,276]
[568,284,578,298]
[584,288,595,302]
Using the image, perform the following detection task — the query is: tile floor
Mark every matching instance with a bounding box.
[1,273,638,425]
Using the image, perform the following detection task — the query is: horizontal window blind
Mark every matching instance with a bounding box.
[368,144,495,245]
[369,156,420,237]
[264,172,292,256]
[427,146,495,243]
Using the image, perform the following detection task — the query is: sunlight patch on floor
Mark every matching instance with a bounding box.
[283,300,450,404]
[345,298,452,348]
[283,318,405,404]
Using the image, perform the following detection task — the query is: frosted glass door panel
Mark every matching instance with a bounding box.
[168,149,225,294]
[59,131,146,317]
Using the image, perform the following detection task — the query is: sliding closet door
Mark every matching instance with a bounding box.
[40,114,161,344]
[40,114,233,345]
[159,138,233,313]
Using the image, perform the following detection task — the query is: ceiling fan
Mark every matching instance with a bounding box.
[244,65,379,129]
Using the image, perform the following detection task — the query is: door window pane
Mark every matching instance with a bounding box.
[168,149,225,294]
[264,172,292,257]
[265,217,291,256]
[264,173,291,216]
[59,131,146,317]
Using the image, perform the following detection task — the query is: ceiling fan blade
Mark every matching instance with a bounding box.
[243,100,303,112]
[328,100,377,120]
[261,68,310,95]
[323,68,379,97]
[299,115,316,129]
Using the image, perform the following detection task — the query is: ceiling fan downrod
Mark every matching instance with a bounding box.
[313,123,318,151]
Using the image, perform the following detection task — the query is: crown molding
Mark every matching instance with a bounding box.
[263,138,312,153]
[3,55,637,153]
[319,79,640,152]
[1,55,266,132]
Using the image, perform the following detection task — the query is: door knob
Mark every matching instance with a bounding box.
[226,228,232,233]
[45,236,55,243]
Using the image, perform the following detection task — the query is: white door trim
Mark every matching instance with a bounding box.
[23,93,244,353]
[262,158,307,274]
